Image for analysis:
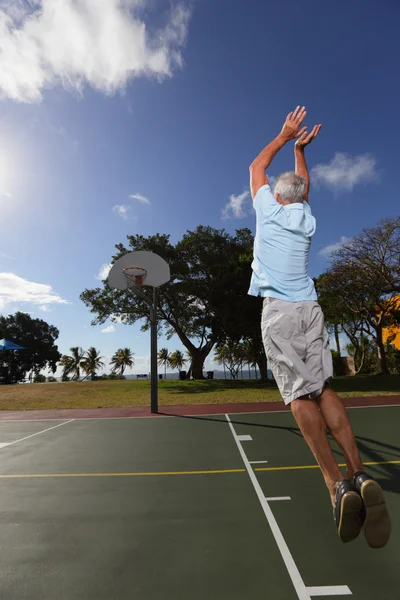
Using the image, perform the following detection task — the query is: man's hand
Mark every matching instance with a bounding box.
[295,124,322,149]
[279,106,307,142]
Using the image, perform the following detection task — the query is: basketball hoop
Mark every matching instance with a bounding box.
[123,267,148,288]
[108,251,171,414]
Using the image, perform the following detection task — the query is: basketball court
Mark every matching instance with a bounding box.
[0,402,398,599]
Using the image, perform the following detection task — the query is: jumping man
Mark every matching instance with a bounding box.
[248,106,391,547]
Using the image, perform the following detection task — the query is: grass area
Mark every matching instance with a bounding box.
[0,374,398,412]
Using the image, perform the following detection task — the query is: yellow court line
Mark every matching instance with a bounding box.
[0,468,246,478]
[0,460,398,479]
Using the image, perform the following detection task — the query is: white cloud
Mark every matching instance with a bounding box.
[0,272,68,312]
[319,236,352,258]
[129,193,151,205]
[102,324,116,333]
[113,204,131,219]
[38,304,52,312]
[222,190,250,220]
[96,263,112,281]
[0,0,191,103]
[311,153,378,191]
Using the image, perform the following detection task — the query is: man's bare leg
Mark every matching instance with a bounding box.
[291,396,364,543]
[290,398,344,505]
[316,386,391,548]
[316,387,363,479]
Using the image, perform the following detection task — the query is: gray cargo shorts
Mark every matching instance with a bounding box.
[261,298,333,405]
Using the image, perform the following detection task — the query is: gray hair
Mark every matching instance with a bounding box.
[274,172,306,204]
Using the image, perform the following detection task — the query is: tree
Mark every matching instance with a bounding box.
[81,227,267,379]
[157,348,170,379]
[110,348,134,376]
[81,347,105,380]
[214,340,246,380]
[0,312,61,384]
[33,373,46,383]
[59,347,85,381]
[169,350,186,372]
[386,341,400,374]
[317,218,400,374]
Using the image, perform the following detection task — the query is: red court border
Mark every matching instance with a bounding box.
[0,395,399,420]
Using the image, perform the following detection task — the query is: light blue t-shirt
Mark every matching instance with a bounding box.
[248,184,317,301]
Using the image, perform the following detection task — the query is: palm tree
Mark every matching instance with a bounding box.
[169,350,186,373]
[157,348,170,380]
[81,347,105,381]
[110,348,134,376]
[59,347,85,381]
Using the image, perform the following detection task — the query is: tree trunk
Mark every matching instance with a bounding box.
[256,356,269,382]
[188,347,208,379]
[334,324,341,356]
[375,326,390,374]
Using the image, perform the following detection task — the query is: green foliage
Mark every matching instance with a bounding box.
[61,373,71,382]
[157,348,170,378]
[0,312,61,384]
[33,373,46,383]
[214,339,251,380]
[81,347,105,380]
[47,376,57,383]
[169,350,186,371]
[97,373,126,381]
[386,344,400,374]
[59,347,85,381]
[316,217,400,374]
[110,348,134,376]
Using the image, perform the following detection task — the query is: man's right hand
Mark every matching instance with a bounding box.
[279,106,307,142]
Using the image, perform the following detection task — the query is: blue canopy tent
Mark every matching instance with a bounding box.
[0,339,26,383]
[0,338,25,351]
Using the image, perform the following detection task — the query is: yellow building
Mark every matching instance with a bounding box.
[382,295,400,350]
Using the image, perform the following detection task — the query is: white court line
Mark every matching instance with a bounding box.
[307,587,352,597]
[225,414,351,600]
[237,434,252,441]
[0,420,75,448]
[250,460,268,464]
[265,496,291,501]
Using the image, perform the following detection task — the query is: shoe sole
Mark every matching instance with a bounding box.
[360,480,391,549]
[337,491,363,543]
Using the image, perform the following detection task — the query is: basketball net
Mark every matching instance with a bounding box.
[123,267,148,288]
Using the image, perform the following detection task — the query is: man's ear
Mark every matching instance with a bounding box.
[275,193,281,205]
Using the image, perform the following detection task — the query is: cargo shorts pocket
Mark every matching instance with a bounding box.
[270,312,296,341]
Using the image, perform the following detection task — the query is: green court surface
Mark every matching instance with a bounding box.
[0,406,398,599]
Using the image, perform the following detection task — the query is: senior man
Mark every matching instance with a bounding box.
[248,106,390,548]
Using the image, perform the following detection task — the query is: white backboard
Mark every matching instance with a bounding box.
[108,251,170,290]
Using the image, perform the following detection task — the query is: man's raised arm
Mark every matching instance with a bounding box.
[249,106,307,200]
[294,124,322,203]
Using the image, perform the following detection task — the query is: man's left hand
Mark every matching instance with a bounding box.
[295,124,322,149]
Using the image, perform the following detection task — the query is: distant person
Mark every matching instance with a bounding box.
[248,106,391,548]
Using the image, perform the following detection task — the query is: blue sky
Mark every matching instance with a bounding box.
[0,0,399,374]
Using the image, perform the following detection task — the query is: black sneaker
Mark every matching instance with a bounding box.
[353,471,391,549]
[334,479,363,543]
